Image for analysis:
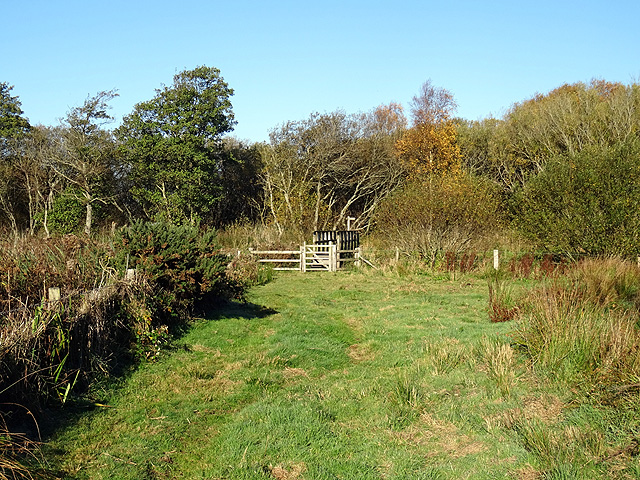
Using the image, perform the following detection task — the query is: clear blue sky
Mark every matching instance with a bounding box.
[2,0,638,143]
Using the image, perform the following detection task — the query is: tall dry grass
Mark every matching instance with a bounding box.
[215,222,305,251]
[0,235,127,408]
[571,257,640,309]
[513,257,640,393]
[0,408,47,480]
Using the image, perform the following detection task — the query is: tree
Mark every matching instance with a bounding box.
[260,109,404,236]
[53,90,120,235]
[490,80,640,192]
[116,66,236,224]
[395,121,462,176]
[457,117,501,178]
[395,80,461,176]
[208,138,263,227]
[0,83,30,152]
[514,139,640,256]
[8,125,65,236]
[0,83,30,236]
[373,173,503,266]
[370,102,407,134]
[409,79,457,125]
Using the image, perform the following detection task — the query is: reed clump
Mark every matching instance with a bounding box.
[513,257,640,394]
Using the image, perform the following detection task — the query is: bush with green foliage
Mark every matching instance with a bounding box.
[43,187,85,235]
[115,220,245,321]
[513,139,640,256]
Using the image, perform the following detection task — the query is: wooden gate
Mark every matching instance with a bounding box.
[249,242,364,272]
[302,243,337,272]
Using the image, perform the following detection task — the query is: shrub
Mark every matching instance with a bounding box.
[45,186,85,235]
[513,138,640,256]
[115,220,246,323]
[373,173,503,267]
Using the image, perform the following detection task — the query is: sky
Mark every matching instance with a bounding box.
[2,0,639,143]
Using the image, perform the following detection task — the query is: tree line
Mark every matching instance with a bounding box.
[2,67,640,257]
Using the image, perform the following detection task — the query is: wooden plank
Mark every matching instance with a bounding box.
[251,241,363,273]
[301,243,306,272]
[338,257,357,263]
[257,258,301,263]
[250,250,301,255]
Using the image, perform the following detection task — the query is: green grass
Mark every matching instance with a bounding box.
[43,270,640,479]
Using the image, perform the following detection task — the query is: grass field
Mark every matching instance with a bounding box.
[43,269,640,479]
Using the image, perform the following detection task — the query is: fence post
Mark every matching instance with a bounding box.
[493,249,500,270]
[125,268,137,281]
[331,243,337,272]
[48,286,61,304]
[301,243,306,272]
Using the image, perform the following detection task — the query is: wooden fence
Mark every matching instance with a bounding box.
[249,243,362,272]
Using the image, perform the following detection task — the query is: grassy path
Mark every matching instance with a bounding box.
[45,271,608,479]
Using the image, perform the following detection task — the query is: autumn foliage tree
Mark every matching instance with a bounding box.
[375,81,502,265]
[371,102,407,134]
[395,80,462,176]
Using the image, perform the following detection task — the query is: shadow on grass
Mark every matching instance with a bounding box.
[203,300,278,322]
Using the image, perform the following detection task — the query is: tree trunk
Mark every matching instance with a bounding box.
[84,201,92,236]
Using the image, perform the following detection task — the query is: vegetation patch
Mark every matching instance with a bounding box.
[22,267,635,478]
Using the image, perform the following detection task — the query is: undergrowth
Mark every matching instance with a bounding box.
[42,263,640,479]
[514,257,640,396]
[0,222,263,478]
[5,241,640,478]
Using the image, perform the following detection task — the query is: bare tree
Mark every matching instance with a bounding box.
[410,79,457,125]
[260,109,406,236]
[6,126,67,236]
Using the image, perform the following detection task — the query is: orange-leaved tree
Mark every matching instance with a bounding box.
[395,80,461,176]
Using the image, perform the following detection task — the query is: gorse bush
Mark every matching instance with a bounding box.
[115,220,246,321]
[45,186,85,235]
